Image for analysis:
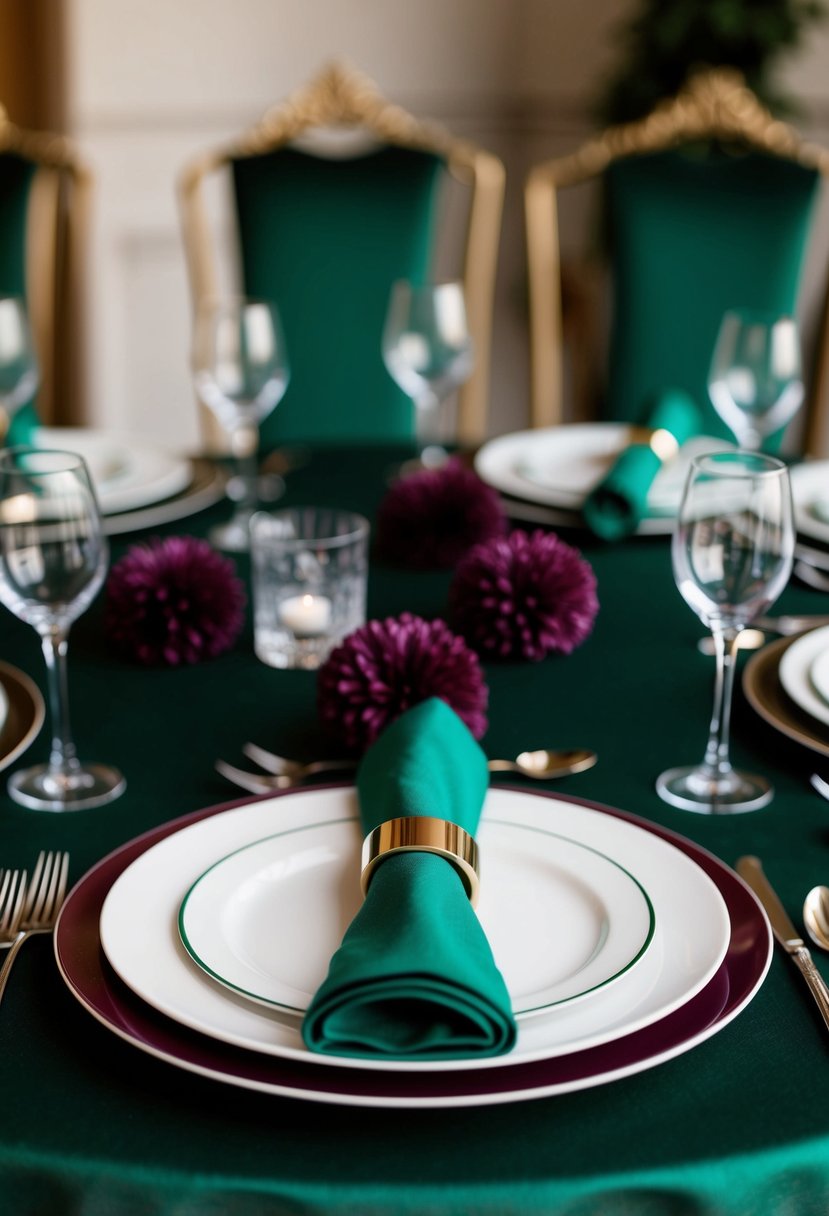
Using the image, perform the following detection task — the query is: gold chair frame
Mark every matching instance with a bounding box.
[0,106,91,427]
[179,61,505,447]
[525,69,829,454]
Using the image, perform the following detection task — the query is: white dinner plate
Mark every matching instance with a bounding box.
[474,425,730,534]
[791,460,829,545]
[810,649,829,708]
[178,821,656,1018]
[778,625,829,730]
[34,427,192,515]
[99,787,730,1073]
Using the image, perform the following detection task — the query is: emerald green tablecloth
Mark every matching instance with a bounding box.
[1,446,829,1215]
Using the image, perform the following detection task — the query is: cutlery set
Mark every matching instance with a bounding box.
[216,744,599,796]
[737,856,829,1034]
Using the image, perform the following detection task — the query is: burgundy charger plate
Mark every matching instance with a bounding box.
[54,788,771,1107]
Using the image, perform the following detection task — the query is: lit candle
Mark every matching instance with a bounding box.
[278,593,332,638]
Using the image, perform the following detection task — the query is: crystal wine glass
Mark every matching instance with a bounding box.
[382,280,474,469]
[657,450,794,813]
[0,448,125,810]
[193,297,290,551]
[0,297,39,440]
[708,309,803,450]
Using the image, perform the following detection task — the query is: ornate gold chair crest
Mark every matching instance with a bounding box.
[179,62,504,452]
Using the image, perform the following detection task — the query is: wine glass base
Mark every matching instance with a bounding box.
[655,765,773,814]
[209,517,252,552]
[8,763,126,812]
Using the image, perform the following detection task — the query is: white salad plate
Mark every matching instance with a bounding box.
[178,820,655,1018]
[34,427,192,515]
[779,624,829,730]
[99,786,730,1074]
[474,425,728,534]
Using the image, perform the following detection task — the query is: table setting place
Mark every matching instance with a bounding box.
[3,293,829,1134]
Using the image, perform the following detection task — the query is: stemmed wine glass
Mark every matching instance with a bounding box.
[0,448,125,810]
[382,280,474,469]
[193,297,290,551]
[0,297,39,440]
[708,309,803,450]
[657,450,794,813]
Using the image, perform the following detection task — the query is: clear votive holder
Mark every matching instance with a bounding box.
[250,507,370,670]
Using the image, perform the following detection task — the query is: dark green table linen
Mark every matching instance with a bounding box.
[1,445,829,1215]
[303,697,516,1058]
[582,389,701,540]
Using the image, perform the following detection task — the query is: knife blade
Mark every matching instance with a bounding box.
[736,855,829,1034]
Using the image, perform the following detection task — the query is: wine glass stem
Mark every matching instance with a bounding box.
[231,423,259,516]
[40,627,81,776]
[414,391,442,455]
[701,626,741,778]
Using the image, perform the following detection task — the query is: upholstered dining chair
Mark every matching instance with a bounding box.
[178,62,504,454]
[0,106,90,437]
[525,70,829,455]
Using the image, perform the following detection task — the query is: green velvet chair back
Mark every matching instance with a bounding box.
[604,148,819,444]
[180,63,505,455]
[0,151,38,442]
[525,71,829,453]
[231,144,445,450]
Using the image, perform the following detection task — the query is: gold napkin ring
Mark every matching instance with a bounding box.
[627,425,680,463]
[360,816,480,906]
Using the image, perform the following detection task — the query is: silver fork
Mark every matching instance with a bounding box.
[0,868,28,948]
[0,850,69,1005]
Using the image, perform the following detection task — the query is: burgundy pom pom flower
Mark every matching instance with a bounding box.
[317,612,488,752]
[105,536,246,666]
[375,458,507,568]
[448,529,599,662]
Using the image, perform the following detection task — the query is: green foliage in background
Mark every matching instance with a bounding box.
[596,0,827,125]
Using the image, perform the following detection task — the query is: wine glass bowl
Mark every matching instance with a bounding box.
[193,297,289,551]
[382,280,473,469]
[708,309,803,450]
[0,448,125,811]
[657,450,794,814]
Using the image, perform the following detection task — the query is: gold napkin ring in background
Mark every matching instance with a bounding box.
[627,425,680,463]
[360,816,480,906]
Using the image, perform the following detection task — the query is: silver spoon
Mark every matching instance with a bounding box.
[244,742,597,781]
[486,748,597,778]
[803,885,829,951]
[810,773,829,802]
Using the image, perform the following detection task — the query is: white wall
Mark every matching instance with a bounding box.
[63,0,829,448]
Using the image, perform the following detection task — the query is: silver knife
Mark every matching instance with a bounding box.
[736,855,829,1033]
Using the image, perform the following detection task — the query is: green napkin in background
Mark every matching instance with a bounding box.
[582,389,701,540]
[302,698,517,1060]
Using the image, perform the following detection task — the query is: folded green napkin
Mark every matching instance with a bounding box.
[582,390,701,540]
[302,698,517,1060]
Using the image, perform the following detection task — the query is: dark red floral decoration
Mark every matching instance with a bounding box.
[449,529,599,661]
[375,458,507,568]
[105,535,246,666]
[317,612,488,752]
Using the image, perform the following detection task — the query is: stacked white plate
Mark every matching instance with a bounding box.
[779,625,829,731]
[791,461,829,548]
[34,427,225,534]
[474,425,730,534]
[54,785,772,1107]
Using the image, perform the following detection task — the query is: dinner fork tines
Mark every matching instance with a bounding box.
[0,850,69,1006]
[0,868,28,945]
